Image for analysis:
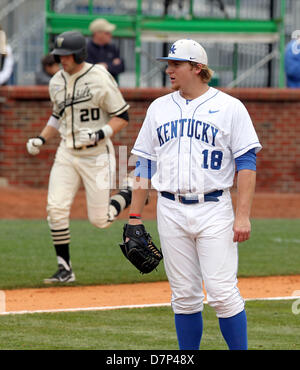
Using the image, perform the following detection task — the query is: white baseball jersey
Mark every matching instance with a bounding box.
[49,62,129,149]
[132,87,262,194]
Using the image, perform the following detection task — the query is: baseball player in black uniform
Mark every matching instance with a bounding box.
[26,31,132,283]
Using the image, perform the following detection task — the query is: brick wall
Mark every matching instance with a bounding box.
[1,86,300,192]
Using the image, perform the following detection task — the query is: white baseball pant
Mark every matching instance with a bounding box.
[157,189,245,318]
[47,140,116,231]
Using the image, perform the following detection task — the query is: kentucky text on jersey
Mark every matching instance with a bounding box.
[156,118,219,147]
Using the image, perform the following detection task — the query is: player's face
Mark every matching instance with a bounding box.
[60,54,82,75]
[165,61,195,91]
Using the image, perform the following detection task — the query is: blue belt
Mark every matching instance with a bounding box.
[160,190,223,204]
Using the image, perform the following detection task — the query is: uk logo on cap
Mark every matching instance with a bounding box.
[157,39,208,65]
[170,44,176,54]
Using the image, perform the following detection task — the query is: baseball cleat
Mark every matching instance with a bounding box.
[43,264,76,284]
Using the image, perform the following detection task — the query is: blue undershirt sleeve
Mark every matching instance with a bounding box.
[134,156,157,179]
[235,148,257,172]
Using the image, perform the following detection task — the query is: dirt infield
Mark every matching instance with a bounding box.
[2,187,300,219]
[1,187,300,314]
[3,275,300,313]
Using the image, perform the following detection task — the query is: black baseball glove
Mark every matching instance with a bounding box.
[120,223,163,274]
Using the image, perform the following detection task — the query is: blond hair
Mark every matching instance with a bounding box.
[190,62,214,84]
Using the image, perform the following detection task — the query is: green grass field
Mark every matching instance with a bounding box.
[0,218,300,350]
[1,219,300,289]
[0,301,299,350]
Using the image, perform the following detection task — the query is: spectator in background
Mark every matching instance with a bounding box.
[0,25,14,86]
[35,54,60,85]
[86,18,124,81]
[284,36,300,88]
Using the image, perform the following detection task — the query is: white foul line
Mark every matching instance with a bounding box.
[0,303,171,316]
[0,296,300,316]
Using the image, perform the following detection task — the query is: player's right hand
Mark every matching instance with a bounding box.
[26,138,44,155]
[78,128,97,146]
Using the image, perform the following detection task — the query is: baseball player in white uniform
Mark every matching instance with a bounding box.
[26,31,132,284]
[127,39,262,350]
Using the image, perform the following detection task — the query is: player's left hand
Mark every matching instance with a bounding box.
[233,216,251,243]
[120,223,163,274]
[78,128,97,146]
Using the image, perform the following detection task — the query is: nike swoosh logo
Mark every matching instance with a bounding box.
[190,57,196,60]
[209,109,220,114]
